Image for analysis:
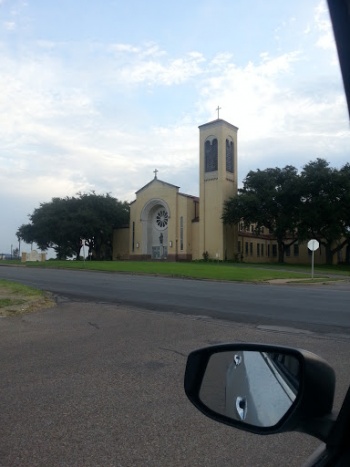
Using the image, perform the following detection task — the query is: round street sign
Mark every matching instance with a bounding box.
[308,239,319,251]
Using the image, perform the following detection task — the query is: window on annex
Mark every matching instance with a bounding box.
[257,244,260,257]
[132,222,135,252]
[180,216,184,251]
[250,242,253,255]
[272,244,277,257]
[245,242,248,255]
[267,245,270,257]
[261,244,264,257]
[286,246,291,257]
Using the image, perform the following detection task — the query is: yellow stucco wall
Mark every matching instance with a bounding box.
[176,194,199,260]
[191,221,200,260]
[237,232,348,265]
[128,179,178,258]
[115,178,199,260]
[112,227,129,260]
[199,119,238,260]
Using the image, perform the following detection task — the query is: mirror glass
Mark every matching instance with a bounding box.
[199,350,300,427]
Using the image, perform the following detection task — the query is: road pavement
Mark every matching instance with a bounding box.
[1,299,350,467]
[1,266,350,466]
[0,266,350,334]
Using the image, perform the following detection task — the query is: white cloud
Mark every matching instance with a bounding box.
[4,21,15,30]
[199,52,303,138]
[110,47,206,86]
[314,0,336,51]
[196,46,349,183]
[111,43,140,54]
[1,1,350,253]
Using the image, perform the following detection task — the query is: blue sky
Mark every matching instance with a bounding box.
[1,0,349,255]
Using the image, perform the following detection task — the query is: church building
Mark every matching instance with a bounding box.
[113,117,349,265]
[113,117,238,261]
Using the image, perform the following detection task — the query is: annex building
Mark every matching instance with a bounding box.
[113,117,348,265]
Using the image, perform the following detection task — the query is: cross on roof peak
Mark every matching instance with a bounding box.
[153,168,158,179]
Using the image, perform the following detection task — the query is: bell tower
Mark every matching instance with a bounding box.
[198,118,238,260]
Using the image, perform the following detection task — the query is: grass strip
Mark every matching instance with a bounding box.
[0,298,26,308]
[0,279,44,296]
[20,260,312,282]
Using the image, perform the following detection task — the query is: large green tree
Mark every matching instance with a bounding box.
[298,159,350,264]
[17,197,76,259]
[17,193,129,260]
[223,159,350,265]
[76,192,130,260]
[223,165,302,263]
[339,163,350,263]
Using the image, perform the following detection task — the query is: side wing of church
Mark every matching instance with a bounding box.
[113,118,238,261]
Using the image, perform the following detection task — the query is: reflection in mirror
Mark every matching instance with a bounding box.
[199,351,300,428]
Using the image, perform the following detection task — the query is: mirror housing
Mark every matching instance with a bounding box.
[184,343,336,441]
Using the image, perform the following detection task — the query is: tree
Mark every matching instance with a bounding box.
[17,197,77,259]
[299,159,350,264]
[17,193,130,260]
[339,163,350,263]
[75,192,129,260]
[12,248,20,259]
[223,165,301,263]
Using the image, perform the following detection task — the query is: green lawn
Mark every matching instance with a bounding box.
[4,259,323,282]
[2,259,349,282]
[0,279,45,297]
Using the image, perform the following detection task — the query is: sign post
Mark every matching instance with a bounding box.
[307,239,320,279]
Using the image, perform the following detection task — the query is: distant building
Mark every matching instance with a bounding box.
[0,253,14,260]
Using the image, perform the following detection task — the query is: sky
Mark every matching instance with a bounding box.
[1,0,349,256]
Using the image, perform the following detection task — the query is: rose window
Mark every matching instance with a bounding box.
[156,209,168,229]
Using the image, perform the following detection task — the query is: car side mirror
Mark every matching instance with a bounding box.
[184,343,336,441]
[199,349,300,427]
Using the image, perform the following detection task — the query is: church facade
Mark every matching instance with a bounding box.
[113,117,349,265]
[113,118,238,262]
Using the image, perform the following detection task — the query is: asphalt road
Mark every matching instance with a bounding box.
[1,266,350,466]
[2,300,350,467]
[1,266,350,334]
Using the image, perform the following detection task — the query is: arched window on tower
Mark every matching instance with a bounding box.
[226,138,234,173]
[205,138,218,172]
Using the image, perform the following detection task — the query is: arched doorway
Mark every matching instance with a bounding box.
[140,199,170,259]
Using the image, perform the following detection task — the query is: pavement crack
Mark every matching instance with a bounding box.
[88,321,100,330]
[158,347,187,357]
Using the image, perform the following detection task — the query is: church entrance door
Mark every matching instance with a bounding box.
[152,246,168,259]
[141,201,169,259]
